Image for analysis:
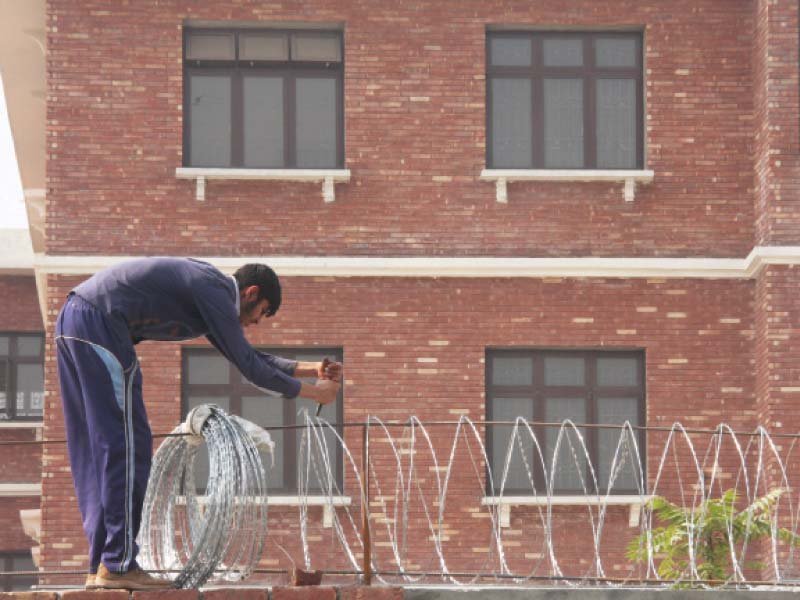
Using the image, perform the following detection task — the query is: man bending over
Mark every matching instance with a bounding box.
[55,258,341,590]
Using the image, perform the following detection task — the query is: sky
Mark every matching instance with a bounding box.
[0,72,29,230]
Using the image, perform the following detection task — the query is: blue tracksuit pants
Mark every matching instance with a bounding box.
[55,293,152,574]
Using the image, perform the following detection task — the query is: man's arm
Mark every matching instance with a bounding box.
[197,280,340,405]
[294,359,343,381]
[197,280,301,398]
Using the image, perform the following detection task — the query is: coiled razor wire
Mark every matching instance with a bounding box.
[133,409,800,589]
[138,405,268,589]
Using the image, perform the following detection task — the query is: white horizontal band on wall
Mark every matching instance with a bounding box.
[31,246,800,280]
[0,483,41,497]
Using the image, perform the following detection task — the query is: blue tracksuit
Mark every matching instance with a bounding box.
[55,257,302,574]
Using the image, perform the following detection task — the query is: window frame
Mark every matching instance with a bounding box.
[0,332,45,422]
[0,552,37,591]
[181,346,344,495]
[486,30,644,170]
[485,348,646,496]
[182,27,345,169]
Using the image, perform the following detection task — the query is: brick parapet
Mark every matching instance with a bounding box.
[0,588,401,600]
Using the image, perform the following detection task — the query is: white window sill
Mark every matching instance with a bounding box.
[482,495,653,528]
[479,169,655,203]
[176,495,351,528]
[0,421,44,429]
[0,483,42,497]
[175,168,351,203]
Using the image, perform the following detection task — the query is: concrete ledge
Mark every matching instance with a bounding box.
[203,591,267,600]
[0,587,403,600]
[60,592,129,600]
[8,587,800,600]
[132,592,200,600]
[339,587,404,600]
[272,587,337,600]
[405,589,795,600]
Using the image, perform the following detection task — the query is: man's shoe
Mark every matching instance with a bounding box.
[85,573,98,589]
[96,564,172,590]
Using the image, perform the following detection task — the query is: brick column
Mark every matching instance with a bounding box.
[753,0,800,245]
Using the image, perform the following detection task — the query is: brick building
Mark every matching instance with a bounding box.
[2,0,800,589]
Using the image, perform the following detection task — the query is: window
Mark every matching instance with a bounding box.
[182,347,343,494]
[0,334,45,421]
[0,552,36,591]
[486,349,645,495]
[183,28,344,169]
[487,31,643,169]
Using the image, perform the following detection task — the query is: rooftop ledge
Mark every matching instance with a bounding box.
[482,495,654,528]
[175,168,351,203]
[479,169,655,203]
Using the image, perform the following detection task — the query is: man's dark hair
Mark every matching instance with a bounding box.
[233,264,282,316]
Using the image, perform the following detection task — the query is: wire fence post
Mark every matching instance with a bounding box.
[361,421,372,585]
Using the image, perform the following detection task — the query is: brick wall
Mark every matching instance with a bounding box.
[753,0,800,245]
[0,498,40,555]
[0,275,43,564]
[41,274,757,580]
[0,276,42,332]
[756,265,800,428]
[46,0,755,258]
[38,0,800,587]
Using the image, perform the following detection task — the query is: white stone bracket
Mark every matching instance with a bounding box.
[480,169,655,204]
[176,168,351,203]
[482,495,654,528]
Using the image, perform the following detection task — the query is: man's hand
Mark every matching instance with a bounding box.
[314,378,340,405]
[299,378,340,405]
[318,357,343,382]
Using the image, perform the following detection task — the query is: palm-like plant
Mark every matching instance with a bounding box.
[627,488,800,585]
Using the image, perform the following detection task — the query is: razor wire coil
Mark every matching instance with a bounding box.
[137,405,268,589]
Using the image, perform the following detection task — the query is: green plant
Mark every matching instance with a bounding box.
[627,488,800,586]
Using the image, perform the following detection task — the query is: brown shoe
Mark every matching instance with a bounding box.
[85,574,98,589]
[96,564,172,590]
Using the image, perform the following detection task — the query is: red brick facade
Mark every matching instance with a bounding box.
[44,0,757,258]
[0,276,42,562]
[24,0,800,587]
[0,277,42,332]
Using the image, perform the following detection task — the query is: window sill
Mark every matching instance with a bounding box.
[482,495,653,528]
[0,483,42,497]
[176,494,351,528]
[0,421,44,429]
[479,169,655,203]
[175,167,351,203]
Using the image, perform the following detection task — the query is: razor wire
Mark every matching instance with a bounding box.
[138,405,269,589]
[122,410,800,589]
[290,414,800,588]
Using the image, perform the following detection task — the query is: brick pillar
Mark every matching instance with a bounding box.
[752,0,800,579]
[752,0,800,469]
[754,265,800,432]
[753,0,800,246]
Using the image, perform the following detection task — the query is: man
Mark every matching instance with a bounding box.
[55,258,341,590]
